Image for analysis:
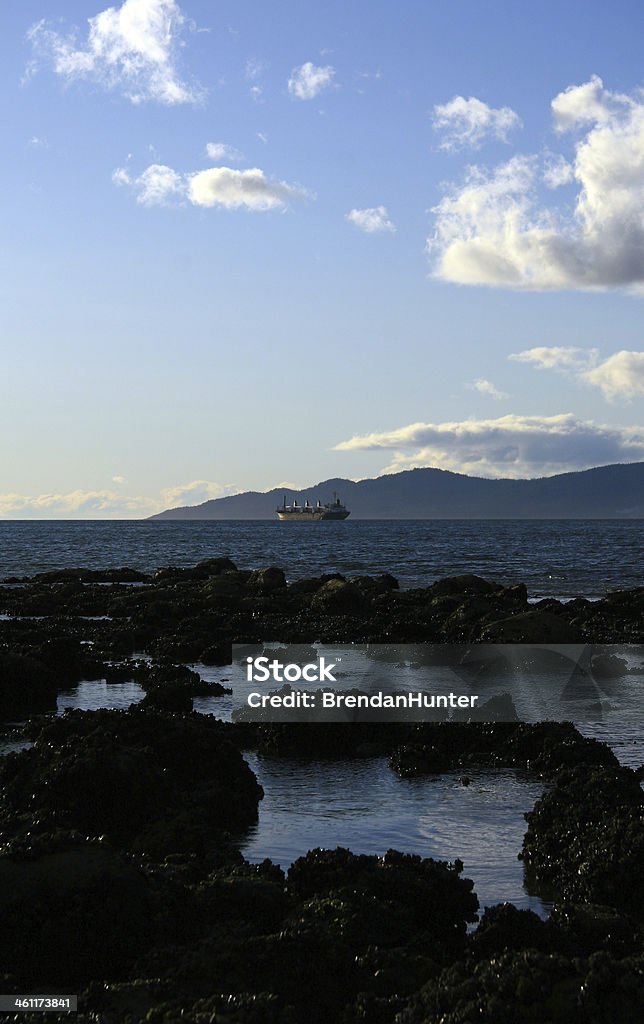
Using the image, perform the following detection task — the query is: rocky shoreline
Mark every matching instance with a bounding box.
[0,560,643,1022]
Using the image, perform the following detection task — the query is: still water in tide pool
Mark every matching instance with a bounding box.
[50,666,643,917]
[51,680,548,915]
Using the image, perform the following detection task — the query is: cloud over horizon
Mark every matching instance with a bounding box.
[113,160,309,210]
[334,413,644,478]
[28,0,203,105]
[0,480,239,520]
[432,95,522,150]
[429,77,644,291]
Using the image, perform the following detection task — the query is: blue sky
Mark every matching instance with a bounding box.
[2,0,644,517]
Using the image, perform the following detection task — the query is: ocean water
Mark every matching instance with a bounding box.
[0,518,642,597]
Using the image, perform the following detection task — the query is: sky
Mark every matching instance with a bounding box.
[2,0,644,518]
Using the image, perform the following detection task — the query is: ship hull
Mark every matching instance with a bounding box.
[276,510,350,521]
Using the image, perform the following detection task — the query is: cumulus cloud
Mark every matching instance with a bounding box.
[113,159,308,211]
[205,142,244,163]
[432,95,522,150]
[160,480,236,507]
[189,167,307,210]
[113,163,184,204]
[509,346,597,372]
[0,489,154,518]
[334,413,644,479]
[288,61,335,100]
[511,346,644,399]
[345,206,396,233]
[429,76,644,291]
[543,154,575,189]
[467,379,509,400]
[583,351,644,399]
[28,0,202,105]
[0,480,238,519]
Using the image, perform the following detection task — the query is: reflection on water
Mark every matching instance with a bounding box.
[240,754,548,916]
[57,680,145,713]
[13,677,637,919]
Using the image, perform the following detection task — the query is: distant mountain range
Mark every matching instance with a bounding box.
[149,462,644,520]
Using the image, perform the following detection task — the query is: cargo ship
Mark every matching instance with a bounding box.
[276,493,350,521]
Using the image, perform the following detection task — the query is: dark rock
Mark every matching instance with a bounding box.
[247,567,287,594]
[0,709,263,860]
[311,580,367,615]
[399,948,644,1023]
[0,838,152,988]
[0,650,57,720]
[522,766,644,914]
[429,574,502,598]
[482,610,584,643]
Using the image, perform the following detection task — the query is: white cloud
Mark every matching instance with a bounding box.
[334,413,644,478]
[28,0,203,105]
[551,74,632,132]
[160,480,235,507]
[467,379,509,400]
[432,95,522,150]
[0,489,153,518]
[205,142,244,163]
[543,154,574,189]
[509,346,597,372]
[245,57,267,81]
[345,206,396,234]
[0,480,239,519]
[288,61,335,100]
[113,159,308,211]
[429,77,644,291]
[583,351,644,399]
[511,346,644,399]
[188,167,308,210]
[113,162,185,205]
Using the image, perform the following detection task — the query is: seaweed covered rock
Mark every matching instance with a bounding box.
[0,649,57,720]
[389,721,618,778]
[0,837,152,988]
[522,766,644,914]
[287,847,478,956]
[0,708,263,860]
[398,949,644,1024]
[311,579,368,615]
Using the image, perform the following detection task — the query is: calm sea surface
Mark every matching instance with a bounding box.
[0,519,642,597]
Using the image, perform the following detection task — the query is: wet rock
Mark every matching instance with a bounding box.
[311,580,367,615]
[549,903,643,958]
[0,838,152,988]
[522,766,644,914]
[471,903,551,958]
[287,847,478,954]
[399,948,644,1024]
[429,574,502,598]
[0,650,57,720]
[481,610,584,643]
[0,709,263,860]
[591,652,629,678]
[247,567,287,594]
